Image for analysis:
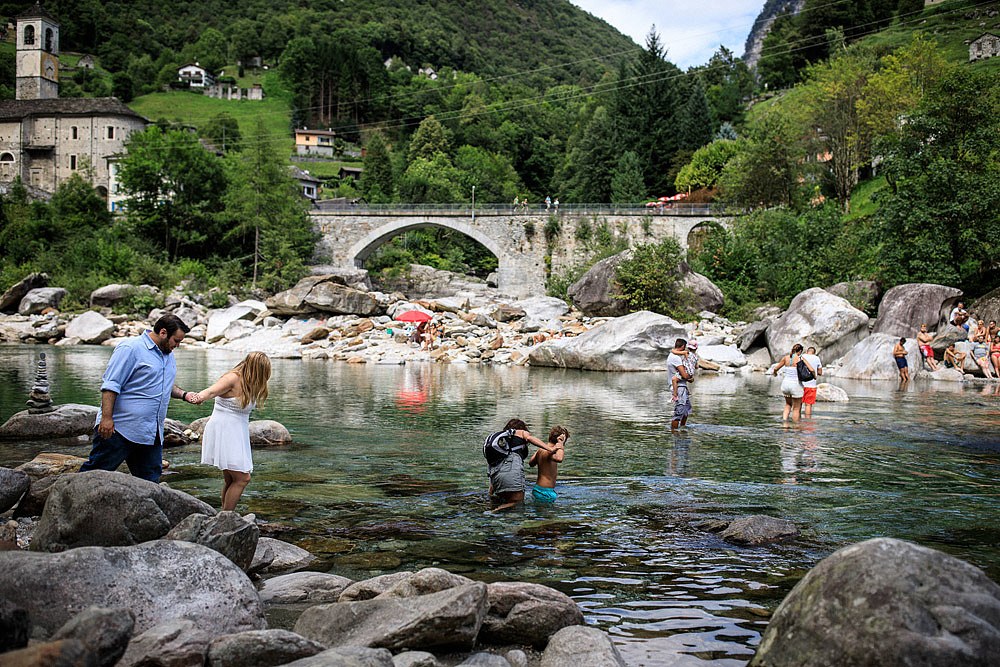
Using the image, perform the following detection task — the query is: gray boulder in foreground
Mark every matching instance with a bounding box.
[0,403,98,440]
[207,629,326,667]
[749,538,1000,667]
[480,582,584,645]
[165,511,259,571]
[540,625,626,667]
[117,618,212,667]
[529,310,687,371]
[295,582,488,651]
[0,540,266,636]
[833,333,923,381]
[65,310,115,344]
[871,283,962,338]
[282,647,395,667]
[51,606,135,667]
[31,470,215,552]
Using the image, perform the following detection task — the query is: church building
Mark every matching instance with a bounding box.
[0,3,148,205]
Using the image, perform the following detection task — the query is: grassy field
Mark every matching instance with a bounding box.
[129,71,295,155]
[845,176,888,222]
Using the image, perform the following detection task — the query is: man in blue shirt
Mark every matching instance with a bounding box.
[79,314,198,482]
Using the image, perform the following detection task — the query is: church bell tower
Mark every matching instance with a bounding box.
[15,2,59,100]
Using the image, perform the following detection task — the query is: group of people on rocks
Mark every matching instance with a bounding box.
[900,305,1000,381]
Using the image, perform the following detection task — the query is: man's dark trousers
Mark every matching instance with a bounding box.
[79,430,162,482]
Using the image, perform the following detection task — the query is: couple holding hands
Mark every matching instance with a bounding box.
[79,314,272,511]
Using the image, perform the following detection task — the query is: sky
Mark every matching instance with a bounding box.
[572,0,765,69]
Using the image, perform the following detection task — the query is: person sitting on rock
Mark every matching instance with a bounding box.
[916,324,940,371]
[944,343,966,371]
[950,302,969,330]
[989,320,998,340]
[971,338,995,379]
[484,419,556,511]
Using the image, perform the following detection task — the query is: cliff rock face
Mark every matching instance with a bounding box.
[743,0,806,70]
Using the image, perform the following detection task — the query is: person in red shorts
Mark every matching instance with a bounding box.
[799,347,822,418]
[916,324,939,371]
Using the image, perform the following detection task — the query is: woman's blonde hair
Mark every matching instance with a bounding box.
[232,351,271,408]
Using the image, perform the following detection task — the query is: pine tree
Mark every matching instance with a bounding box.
[408,116,451,164]
[610,151,646,203]
[678,78,714,151]
[714,122,738,141]
[360,133,394,203]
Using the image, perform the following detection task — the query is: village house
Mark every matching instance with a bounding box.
[288,165,322,200]
[0,3,148,208]
[76,54,94,69]
[969,33,1000,62]
[177,62,215,87]
[294,128,337,157]
[338,165,362,181]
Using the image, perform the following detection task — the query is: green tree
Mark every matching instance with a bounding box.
[557,106,617,201]
[111,71,134,102]
[408,116,451,164]
[397,153,464,203]
[610,151,646,203]
[360,133,394,203]
[719,111,808,210]
[675,139,740,192]
[193,28,227,73]
[678,78,714,151]
[200,113,242,152]
[229,19,260,66]
[614,238,690,317]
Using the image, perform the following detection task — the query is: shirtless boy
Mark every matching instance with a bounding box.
[529,426,568,502]
[894,338,910,382]
[483,419,555,510]
[944,343,967,370]
[917,324,939,371]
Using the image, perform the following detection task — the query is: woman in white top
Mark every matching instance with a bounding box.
[772,344,815,422]
[194,352,272,511]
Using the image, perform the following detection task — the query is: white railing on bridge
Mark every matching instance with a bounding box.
[311,202,731,216]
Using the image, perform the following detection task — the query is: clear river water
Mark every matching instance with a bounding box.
[2,345,1000,666]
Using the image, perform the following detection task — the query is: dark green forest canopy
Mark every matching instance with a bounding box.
[11,0,637,88]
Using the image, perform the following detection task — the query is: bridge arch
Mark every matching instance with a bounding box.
[348,218,504,267]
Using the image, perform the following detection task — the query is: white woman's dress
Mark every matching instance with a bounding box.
[201,397,255,473]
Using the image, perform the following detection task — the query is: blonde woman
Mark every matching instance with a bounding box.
[193,352,272,510]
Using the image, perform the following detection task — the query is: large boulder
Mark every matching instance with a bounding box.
[677,262,724,314]
[256,537,316,574]
[259,572,355,605]
[250,420,292,445]
[90,283,158,309]
[117,618,212,667]
[825,280,882,312]
[766,288,869,361]
[540,626,626,667]
[0,403,98,440]
[294,582,489,652]
[0,540,266,636]
[719,515,798,546]
[165,511,259,571]
[833,333,923,381]
[871,283,962,338]
[736,320,770,352]
[970,286,1000,324]
[567,250,630,317]
[528,311,688,372]
[266,275,331,315]
[65,311,115,344]
[206,629,326,667]
[697,344,747,367]
[50,606,135,667]
[304,282,381,316]
[929,324,968,354]
[749,538,1000,666]
[0,467,30,513]
[0,272,48,313]
[815,383,849,402]
[479,582,584,646]
[207,300,267,343]
[31,470,215,552]
[18,287,67,315]
[513,296,570,322]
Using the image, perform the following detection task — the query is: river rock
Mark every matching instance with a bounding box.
[0,598,30,652]
[250,420,292,445]
[678,263,725,314]
[929,324,968,353]
[0,639,98,666]
[31,470,215,552]
[282,647,395,667]
[224,320,258,341]
[257,537,316,574]
[766,288,869,361]
[505,650,527,667]
[745,347,772,368]
[308,266,373,291]
[430,296,468,313]
[871,283,962,338]
[736,320,769,352]
[259,572,355,605]
[13,474,60,517]
[513,296,570,321]
[457,653,510,667]
[540,625,626,667]
[207,301,267,343]
[0,540,266,636]
[719,515,798,545]
[65,311,115,344]
[295,582,489,651]
[0,466,30,513]
[172,305,203,329]
[929,367,964,382]
[305,282,381,316]
[15,452,88,479]
[340,572,415,602]
[0,403,98,440]
[825,280,882,311]
[696,344,747,367]
[117,618,212,667]
[529,311,687,372]
[18,287,67,315]
[566,251,630,317]
[480,582,584,645]
[266,275,330,315]
[165,511,259,571]
[51,606,135,667]
[206,629,326,667]
[815,383,849,402]
[749,537,1000,666]
[90,283,157,308]
[833,333,923,381]
[393,651,439,667]
[248,537,275,576]
[970,286,1000,324]
[189,416,210,437]
[0,272,48,312]
[492,305,526,323]
[374,568,474,600]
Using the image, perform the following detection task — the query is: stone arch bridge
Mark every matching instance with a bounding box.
[312,205,733,298]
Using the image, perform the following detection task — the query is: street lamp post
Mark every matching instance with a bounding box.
[471,185,475,224]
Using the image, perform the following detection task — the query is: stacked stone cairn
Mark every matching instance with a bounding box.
[25,352,54,414]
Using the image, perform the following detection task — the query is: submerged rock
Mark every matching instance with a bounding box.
[815,383,849,402]
[719,515,798,546]
[249,420,292,445]
[749,538,1000,666]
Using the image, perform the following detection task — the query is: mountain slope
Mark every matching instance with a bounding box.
[742,0,806,69]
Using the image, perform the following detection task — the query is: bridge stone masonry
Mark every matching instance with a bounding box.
[312,206,733,298]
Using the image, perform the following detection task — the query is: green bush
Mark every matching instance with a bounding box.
[114,287,165,315]
[614,238,693,319]
[523,220,535,239]
[575,218,592,241]
[544,217,561,244]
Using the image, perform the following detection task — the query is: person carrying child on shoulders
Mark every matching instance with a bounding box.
[529,426,568,502]
[483,419,556,510]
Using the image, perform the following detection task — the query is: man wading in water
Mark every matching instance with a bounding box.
[668,339,694,432]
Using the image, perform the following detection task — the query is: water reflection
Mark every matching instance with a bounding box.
[2,345,1000,666]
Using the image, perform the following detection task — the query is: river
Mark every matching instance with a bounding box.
[2,345,1000,666]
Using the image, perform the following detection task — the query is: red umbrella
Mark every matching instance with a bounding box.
[658,196,671,202]
[396,310,432,323]
[645,201,661,207]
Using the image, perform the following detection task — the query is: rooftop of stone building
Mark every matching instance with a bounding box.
[16,2,58,23]
[0,97,146,122]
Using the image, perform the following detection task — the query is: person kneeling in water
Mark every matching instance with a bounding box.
[483,419,556,510]
[529,426,568,502]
